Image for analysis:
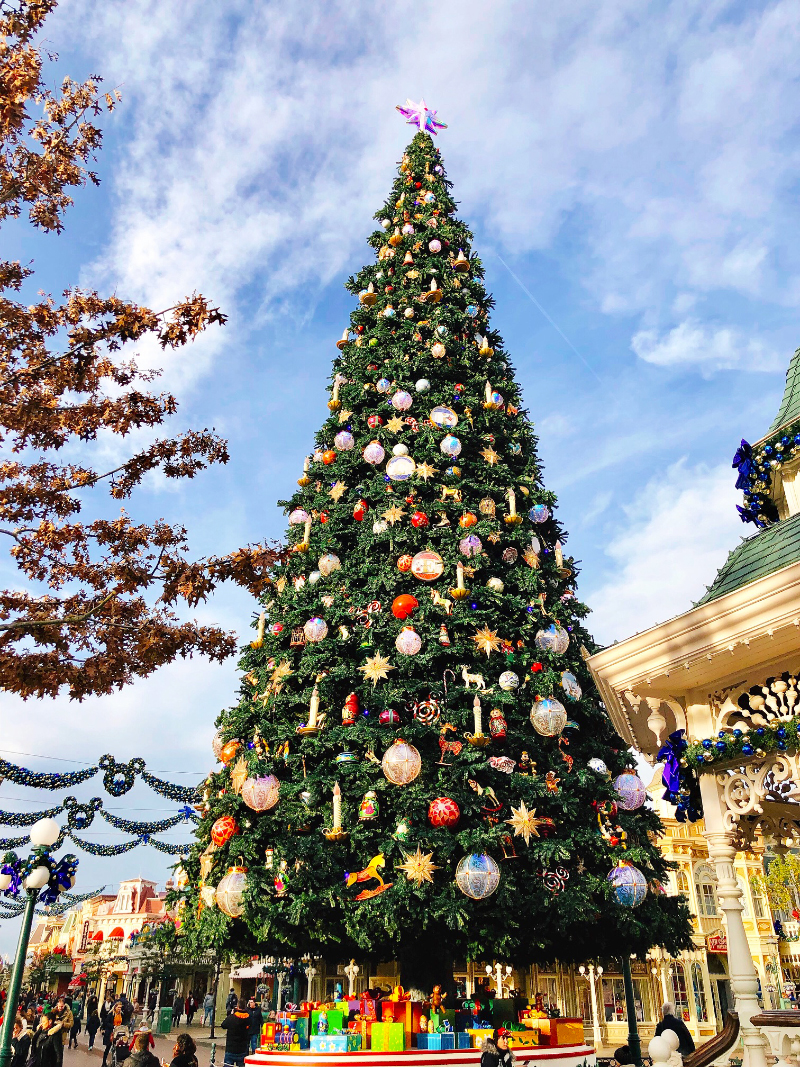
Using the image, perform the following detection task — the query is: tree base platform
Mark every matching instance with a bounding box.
[246,1045,596,1067]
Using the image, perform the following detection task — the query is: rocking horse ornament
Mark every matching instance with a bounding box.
[344,853,394,900]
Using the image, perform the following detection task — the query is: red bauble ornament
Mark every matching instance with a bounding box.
[392,594,419,620]
[459,512,478,528]
[415,182,422,189]
[357,326,365,333]
[342,692,359,726]
[211,815,239,847]
[428,796,460,829]
[385,285,394,293]
[319,511,329,523]
[379,708,401,726]
[397,554,413,572]
[531,662,543,673]
[368,415,384,429]
[322,450,336,465]
[220,740,240,765]
[353,499,368,521]
[411,510,429,528]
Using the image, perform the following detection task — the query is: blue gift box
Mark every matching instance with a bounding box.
[456,1034,472,1049]
[310,1035,361,1053]
[421,1034,442,1050]
[440,1033,455,1050]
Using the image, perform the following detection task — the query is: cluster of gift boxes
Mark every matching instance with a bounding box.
[258,998,585,1052]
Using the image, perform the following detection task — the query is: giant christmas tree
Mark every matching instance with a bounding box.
[180,108,692,987]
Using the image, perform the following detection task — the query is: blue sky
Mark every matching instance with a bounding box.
[2,0,800,953]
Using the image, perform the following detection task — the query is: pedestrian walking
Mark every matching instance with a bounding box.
[86,1001,101,1050]
[202,992,214,1027]
[10,1016,30,1067]
[185,994,197,1025]
[169,1033,198,1067]
[30,1014,61,1067]
[247,998,263,1054]
[68,996,83,1048]
[225,990,238,1015]
[101,1006,117,1067]
[49,996,73,1065]
[172,991,183,1027]
[220,997,251,1067]
[655,1002,696,1056]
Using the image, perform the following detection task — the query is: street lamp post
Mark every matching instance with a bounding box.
[621,956,642,1067]
[578,964,603,1050]
[0,818,76,1067]
[485,963,513,997]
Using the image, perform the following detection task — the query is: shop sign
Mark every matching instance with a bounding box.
[708,932,727,953]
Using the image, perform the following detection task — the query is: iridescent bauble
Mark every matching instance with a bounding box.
[392,442,409,456]
[466,305,479,317]
[588,758,609,776]
[614,771,647,811]
[363,440,386,465]
[428,239,442,253]
[486,577,504,592]
[490,392,504,407]
[440,435,462,457]
[318,553,341,576]
[211,815,239,847]
[392,594,418,620]
[376,378,391,394]
[382,739,422,785]
[415,379,430,392]
[411,550,444,581]
[428,796,460,829]
[498,671,520,691]
[535,624,570,654]
[383,305,396,318]
[395,627,422,655]
[288,508,309,525]
[529,504,551,523]
[212,731,224,759]
[241,775,280,812]
[303,617,328,643]
[455,854,500,900]
[431,342,446,358]
[458,534,482,557]
[392,390,412,411]
[334,430,354,451]
[436,325,448,337]
[530,696,568,737]
[607,863,648,908]
[386,455,415,481]
[215,865,247,918]
[430,406,458,428]
[560,670,582,700]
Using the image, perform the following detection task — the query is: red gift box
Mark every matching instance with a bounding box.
[360,995,377,1021]
[381,1001,424,1032]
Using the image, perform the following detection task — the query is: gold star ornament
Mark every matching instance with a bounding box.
[329,481,348,502]
[358,652,395,687]
[397,846,441,885]
[415,461,437,481]
[270,659,293,694]
[386,415,406,432]
[472,625,502,658]
[337,409,353,424]
[505,801,551,846]
[480,446,500,466]
[230,757,249,795]
[382,504,406,525]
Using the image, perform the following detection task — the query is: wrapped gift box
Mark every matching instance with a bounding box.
[310,1034,362,1053]
[491,999,516,1024]
[381,1000,424,1033]
[371,1022,406,1051]
[301,1002,320,1013]
[429,1012,442,1031]
[440,1033,455,1050]
[456,1034,472,1049]
[418,1034,442,1050]
[509,1032,539,1049]
[467,1029,494,1047]
[360,995,378,1021]
[311,1009,344,1035]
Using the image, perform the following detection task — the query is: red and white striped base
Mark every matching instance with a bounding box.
[246,1045,595,1067]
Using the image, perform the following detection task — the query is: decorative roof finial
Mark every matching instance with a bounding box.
[395,98,447,135]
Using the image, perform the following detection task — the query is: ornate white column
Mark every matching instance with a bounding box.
[700,775,768,1067]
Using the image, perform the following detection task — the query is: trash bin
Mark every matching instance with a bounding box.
[157,1007,173,1035]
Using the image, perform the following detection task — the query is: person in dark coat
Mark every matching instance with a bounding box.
[655,1002,696,1056]
[86,1001,101,1050]
[247,998,264,1054]
[172,993,183,1027]
[10,1017,30,1067]
[100,1005,118,1067]
[480,1028,515,1067]
[221,998,252,1067]
[127,1032,158,1067]
[30,1015,61,1067]
[225,991,238,1015]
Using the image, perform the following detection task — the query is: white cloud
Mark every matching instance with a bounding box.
[631,320,782,373]
[585,461,745,645]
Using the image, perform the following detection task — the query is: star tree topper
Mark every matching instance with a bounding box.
[396,98,448,135]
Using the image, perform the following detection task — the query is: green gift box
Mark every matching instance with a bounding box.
[429,1012,442,1031]
[371,1022,406,1051]
[311,1009,344,1035]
